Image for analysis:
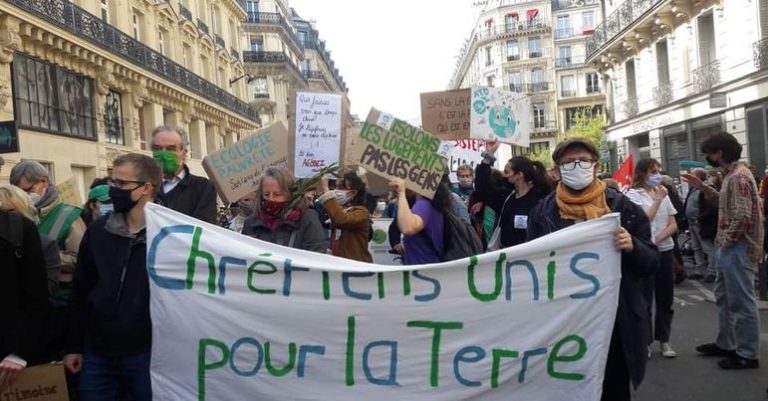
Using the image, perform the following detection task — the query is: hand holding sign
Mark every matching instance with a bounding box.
[0,359,23,389]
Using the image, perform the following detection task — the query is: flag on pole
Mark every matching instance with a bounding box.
[613,154,634,190]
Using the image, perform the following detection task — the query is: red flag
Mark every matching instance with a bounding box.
[613,155,634,189]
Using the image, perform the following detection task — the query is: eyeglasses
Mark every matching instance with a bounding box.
[107,178,146,189]
[559,159,596,171]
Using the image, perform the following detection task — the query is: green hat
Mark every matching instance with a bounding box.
[88,184,110,202]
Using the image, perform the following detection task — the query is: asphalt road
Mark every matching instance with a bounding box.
[633,278,768,401]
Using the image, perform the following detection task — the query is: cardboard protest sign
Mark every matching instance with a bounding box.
[202,122,289,205]
[446,140,485,183]
[146,203,621,401]
[0,364,69,401]
[349,109,447,199]
[295,92,343,178]
[470,87,531,147]
[56,177,82,207]
[420,89,471,140]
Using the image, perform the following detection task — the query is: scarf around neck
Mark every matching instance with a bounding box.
[555,180,611,222]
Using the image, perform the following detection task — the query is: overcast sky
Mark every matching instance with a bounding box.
[290,0,479,124]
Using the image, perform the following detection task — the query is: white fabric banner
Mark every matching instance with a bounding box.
[146,203,622,401]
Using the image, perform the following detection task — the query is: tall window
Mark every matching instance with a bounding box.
[533,103,546,129]
[250,36,264,51]
[200,55,209,79]
[158,29,166,55]
[132,11,141,40]
[530,68,547,92]
[506,40,519,61]
[12,54,96,139]
[487,75,495,87]
[508,71,522,92]
[505,13,518,31]
[100,0,109,23]
[104,90,124,145]
[625,60,637,99]
[558,46,572,67]
[586,72,600,93]
[561,75,575,97]
[182,44,192,68]
[212,6,220,35]
[697,12,716,65]
[252,77,268,98]
[556,15,571,38]
[485,19,495,35]
[246,0,258,14]
[529,37,541,58]
[485,46,492,66]
[229,19,237,45]
[656,40,670,85]
[582,11,595,30]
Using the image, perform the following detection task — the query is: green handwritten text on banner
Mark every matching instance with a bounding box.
[146,204,622,401]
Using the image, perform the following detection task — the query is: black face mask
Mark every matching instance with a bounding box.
[109,185,143,214]
[705,156,720,168]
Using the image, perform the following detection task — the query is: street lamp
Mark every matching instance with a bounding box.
[229,74,254,86]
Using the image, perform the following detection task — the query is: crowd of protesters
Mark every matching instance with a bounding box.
[0,126,764,401]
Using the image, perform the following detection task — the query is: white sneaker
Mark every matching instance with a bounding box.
[661,342,677,358]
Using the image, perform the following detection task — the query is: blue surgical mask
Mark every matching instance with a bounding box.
[646,173,662,187]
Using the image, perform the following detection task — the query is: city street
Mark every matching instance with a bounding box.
[635,279,768,401]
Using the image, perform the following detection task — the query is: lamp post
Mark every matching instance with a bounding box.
[229,74,253,86]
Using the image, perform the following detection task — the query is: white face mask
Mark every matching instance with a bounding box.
[334,189,352,205]
[560,164,595,191]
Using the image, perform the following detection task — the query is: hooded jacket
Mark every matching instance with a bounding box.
[66,213,151,357]
[527,187,659,388]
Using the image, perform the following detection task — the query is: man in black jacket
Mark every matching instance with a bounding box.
[63,153,161,401]
[527,138,659,401]
[151,126,217,224]
[0,210,49,390]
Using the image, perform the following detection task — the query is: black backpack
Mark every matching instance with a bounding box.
[0,211,24,262]
[441,211,484,262]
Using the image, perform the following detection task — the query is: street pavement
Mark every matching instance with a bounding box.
[633,278,768,401]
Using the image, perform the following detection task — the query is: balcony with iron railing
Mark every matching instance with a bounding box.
[506,54,521,62]
[552,0,599,11]
[585,0,667,60]
[6,0,259,124]
[242,51,307,84]
[179,3,192,22]
[754,38,768,70]
[555,55,585,68]
[215,34,225,49]
[197,18,209,36]
[528,82,551,92]
[532,120,558,132]
[586,84,600,94]
[652,83,673,107]
[478,20,551,42]
[561,89,577,98]
[246,12,303,51]
[692,60,721,94]
[299,37,347,92]
[230,47,239,61]
[623,97,639,118]
[554,28,575,40]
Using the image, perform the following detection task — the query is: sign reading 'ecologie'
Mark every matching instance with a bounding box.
[350,109,447,199]
[146,204,622,401]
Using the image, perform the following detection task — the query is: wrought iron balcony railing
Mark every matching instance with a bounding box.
[529,51,543,58]
[215,34,225,49]
[483,21,551,40]
[254,93,270,100]
[528,82,551,92]
[555,55,585,68]
[507,54,520,61]
[692,60,721,94]
[197,18,209,36]
[533,120,558,131]
[179,3,192,22]
[509,83,524,93]
[555,28,575,40]
[230,47,239,61]
[623,97,639,118]
[6,0,259,124]
[553,0,599,11]
[755,38,768,70]
[586,84,601,94]
[242,51,307,84]
[306,70,324,80]
[586,0,664,60]
[652,83,673,107]
[561,89,577,98]
[246,12,303,51]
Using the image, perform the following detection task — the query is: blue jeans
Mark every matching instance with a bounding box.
[714,242,761,360]
[79,351,151,401]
